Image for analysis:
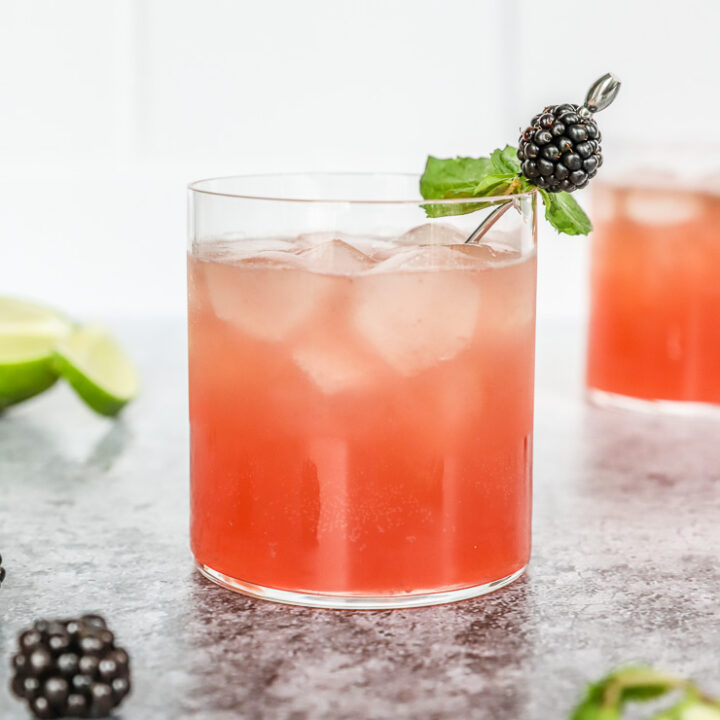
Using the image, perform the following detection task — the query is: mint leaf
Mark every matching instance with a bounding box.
[421,173,525,218]
[472,173,516,195]
[489,145,522,174]
[419,152,531,218]
[539,189,593,236]
[419,156,493,199]
[420,199,492,218]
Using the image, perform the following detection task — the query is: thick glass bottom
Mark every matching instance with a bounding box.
[587,388,720,417]
[196,564,526,610]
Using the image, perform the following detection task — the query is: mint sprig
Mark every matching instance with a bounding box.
[570,666,720,720]
[419,145,592,236]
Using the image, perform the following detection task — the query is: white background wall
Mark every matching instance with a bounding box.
[1,0,719,321]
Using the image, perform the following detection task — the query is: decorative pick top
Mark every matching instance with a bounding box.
[419,73,621,236]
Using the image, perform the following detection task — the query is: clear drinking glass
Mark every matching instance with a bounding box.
[586,146,720,412]
[187,174,537,608]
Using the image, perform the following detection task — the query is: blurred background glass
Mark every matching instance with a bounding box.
[586,143,720,408]
[1,0,718,326]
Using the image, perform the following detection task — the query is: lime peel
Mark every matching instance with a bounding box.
[0,297,73,409]
[0,355,58,409]
[53,325,138,417]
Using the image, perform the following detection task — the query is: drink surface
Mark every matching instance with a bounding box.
[188,226,536,596]
[587,184,720,404]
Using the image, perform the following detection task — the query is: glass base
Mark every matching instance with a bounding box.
[196,563,526,610]
[587,388,720,417]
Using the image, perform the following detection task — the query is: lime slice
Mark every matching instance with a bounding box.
[0,297,72,408]
[53,325,138,417]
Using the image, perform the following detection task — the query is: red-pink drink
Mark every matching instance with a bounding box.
[588,182,720,405]
[188,227,536,605]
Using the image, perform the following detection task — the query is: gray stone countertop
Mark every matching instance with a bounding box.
[1,319,719,719]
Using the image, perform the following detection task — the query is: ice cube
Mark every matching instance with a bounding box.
[341,236,398,259]
[297,239,375,275]
[298,231,377,249]
[299,232,397,260]
[450,242,523,267]
[298,231,346,247]
[370,243,520,273]
[293,335,379,394]
[354,263,481,375]
[235,237,299,257]
[399,223,468,246]
[237,251,304,269]
[624,188,703,226]
[198,237,298,263]
[205,259,327,342]
[369,245,478,273]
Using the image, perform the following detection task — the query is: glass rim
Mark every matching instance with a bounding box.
[187,172,536,205]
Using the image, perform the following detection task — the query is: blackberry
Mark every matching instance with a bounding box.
[517,73,620,194]
[0,553,5,587]
[517,104,602,193]
[10,615,131,718]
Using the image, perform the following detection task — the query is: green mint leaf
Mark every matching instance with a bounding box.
[419,156,493,199]
[539,189,593,236]
[420,153,522,202]
[421,199,492,218]
[421,173,522,218]
[489,145,522,174]
[472,173,517,196]
[419,151,530,218]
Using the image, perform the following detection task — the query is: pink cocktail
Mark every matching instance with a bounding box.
[587,181,720,407]
[187,175,537,608]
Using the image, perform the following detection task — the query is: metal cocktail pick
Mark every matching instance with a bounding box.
[580,72,622,116]
[464,72,622,244]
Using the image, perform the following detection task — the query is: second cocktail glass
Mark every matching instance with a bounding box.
[188,174,537,608]
[587,172,720,411]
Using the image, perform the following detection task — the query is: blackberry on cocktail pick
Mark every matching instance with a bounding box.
[518,73,621,193]
[10,614,131,718]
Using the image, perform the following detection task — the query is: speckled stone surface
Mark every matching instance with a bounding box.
[1,320,719,719]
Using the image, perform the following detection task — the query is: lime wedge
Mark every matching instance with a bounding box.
[0,297,72,408]
[53,325,138,417]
